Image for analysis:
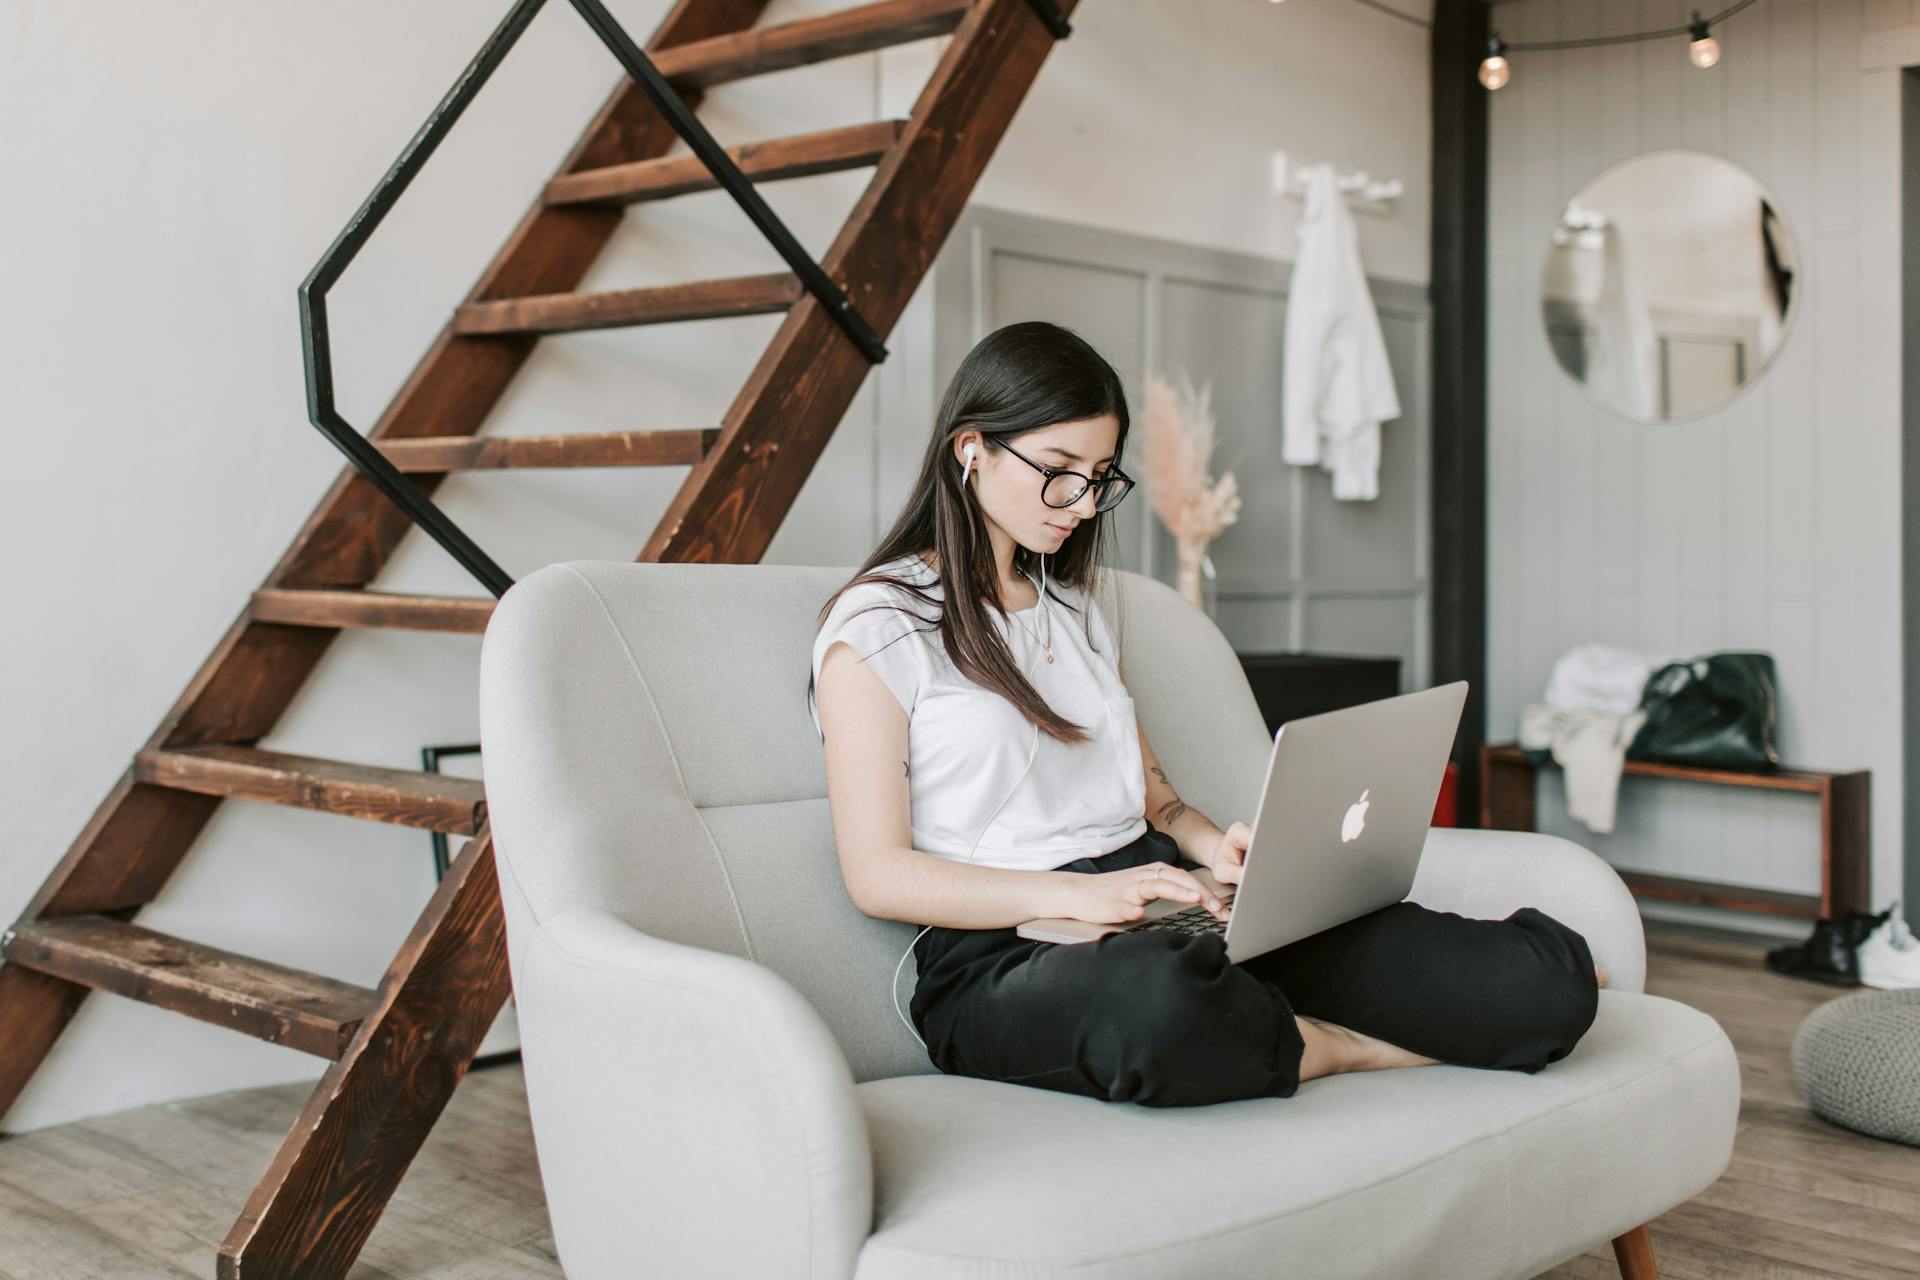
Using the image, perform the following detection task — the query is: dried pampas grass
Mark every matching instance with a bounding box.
[1142,371,1241,609]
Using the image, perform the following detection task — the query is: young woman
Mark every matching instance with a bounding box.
[806,320,1604,1108]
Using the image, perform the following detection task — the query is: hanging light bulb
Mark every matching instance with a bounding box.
[1479,33,1511,91]
[1688,10,1720,68]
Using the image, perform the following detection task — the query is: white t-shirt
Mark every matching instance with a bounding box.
[809,554,1149,872]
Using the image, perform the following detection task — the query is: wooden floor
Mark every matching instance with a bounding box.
[1540,921,1920,1280]
[0,919,1913,1279]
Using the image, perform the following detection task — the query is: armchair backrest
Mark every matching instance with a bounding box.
[478,560,1271,1081]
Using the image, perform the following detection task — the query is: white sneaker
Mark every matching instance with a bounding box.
[1857,900,1920,990]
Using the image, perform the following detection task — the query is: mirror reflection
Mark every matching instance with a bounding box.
[1541,150,1798,423]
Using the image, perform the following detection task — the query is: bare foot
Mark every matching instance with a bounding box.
[1296,1015,1440,1081]
[1596,962,1609,989]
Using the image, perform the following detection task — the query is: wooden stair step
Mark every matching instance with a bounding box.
[2,915,378,1058]
[134,746,487,834]
[0,0,1086,1272]
[653,0,973,90]
[545,120,908,208]
[454,271,801,337]
[251,588,496,635]
[373,428,720,472]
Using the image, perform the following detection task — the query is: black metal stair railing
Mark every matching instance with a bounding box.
[298,0,1069,597]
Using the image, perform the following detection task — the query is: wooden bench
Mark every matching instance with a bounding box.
[1479,743,1870,921]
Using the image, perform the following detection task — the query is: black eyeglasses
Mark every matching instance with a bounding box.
[992,438,1136,513]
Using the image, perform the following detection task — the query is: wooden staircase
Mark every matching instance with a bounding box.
[0,0,1080,1274]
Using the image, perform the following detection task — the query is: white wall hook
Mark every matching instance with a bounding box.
[1271,150,1402,214]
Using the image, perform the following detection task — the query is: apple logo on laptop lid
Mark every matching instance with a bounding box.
[1341,790,1370,844]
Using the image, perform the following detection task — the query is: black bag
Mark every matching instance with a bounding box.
[1627,651,1781,771]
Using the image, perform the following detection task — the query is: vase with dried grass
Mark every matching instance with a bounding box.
[1142,371,1242,613]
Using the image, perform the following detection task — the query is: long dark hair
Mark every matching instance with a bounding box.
[808,320,1131,745]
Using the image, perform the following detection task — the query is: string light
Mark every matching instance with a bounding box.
[1473,0,1758,90]
[1478,34,1510,90]
[1291,1,1761,93]
[1688,10,1722,68]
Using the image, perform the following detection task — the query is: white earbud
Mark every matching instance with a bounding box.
[961,441,978,484]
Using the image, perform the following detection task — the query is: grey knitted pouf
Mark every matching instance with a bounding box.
[1790,988,1920,1147]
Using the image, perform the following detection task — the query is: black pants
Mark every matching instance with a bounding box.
[908,827,1601,1108]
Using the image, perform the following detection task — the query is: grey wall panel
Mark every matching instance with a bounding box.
[985,251,1153,576]
[932,205,1431,688]
[1301,310,1428,591]
[1159,276,1297,596]
[1303,594,1420,683]
[1212,593,1298,653]
[989,254,1148,380]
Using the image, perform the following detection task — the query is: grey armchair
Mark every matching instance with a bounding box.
[477,560,1740,1279]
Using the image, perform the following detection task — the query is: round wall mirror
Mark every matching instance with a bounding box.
[1540,149,1799,423]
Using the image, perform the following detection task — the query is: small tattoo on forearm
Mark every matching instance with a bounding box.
[902,759,910,778]
[1156,797,1188,827]
[1150,765,1168,785]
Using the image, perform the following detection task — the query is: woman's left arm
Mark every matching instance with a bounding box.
[1137,719,1251,884]
[1137,718,1215,853]
[1121,657,1251,885]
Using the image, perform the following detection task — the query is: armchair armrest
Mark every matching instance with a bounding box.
[512,905,873,1280]
[1408,827,1648,994]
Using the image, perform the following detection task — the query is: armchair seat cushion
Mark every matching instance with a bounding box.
[853,990,1737,1280]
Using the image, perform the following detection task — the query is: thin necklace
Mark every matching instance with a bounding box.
[1012,558,1055,663]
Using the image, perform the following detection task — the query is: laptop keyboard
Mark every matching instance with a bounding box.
[1127,893,1235,939]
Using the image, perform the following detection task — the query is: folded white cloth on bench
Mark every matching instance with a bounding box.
[1518,703,1648,835]
[1542,641,1665,715]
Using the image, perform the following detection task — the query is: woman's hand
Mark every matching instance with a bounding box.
[1061,861,1228,925]
[1203,820,1252,887]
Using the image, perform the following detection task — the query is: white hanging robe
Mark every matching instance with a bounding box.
[1585,221,1662,421]
[1281,163,1402,501]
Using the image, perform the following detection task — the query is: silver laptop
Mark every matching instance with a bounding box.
[1016,680,1469,963]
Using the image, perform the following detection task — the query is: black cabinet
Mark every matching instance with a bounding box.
[1235,652,1402,738]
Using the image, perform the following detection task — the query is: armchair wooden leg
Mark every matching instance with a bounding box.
[1610,1223,1658,1279]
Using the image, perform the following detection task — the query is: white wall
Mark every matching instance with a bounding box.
[1486,0,1906,933]
[1,0,1431,1129]
[882,0,1433,280]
